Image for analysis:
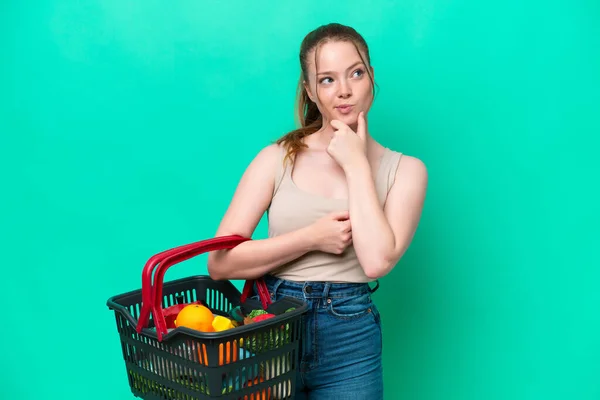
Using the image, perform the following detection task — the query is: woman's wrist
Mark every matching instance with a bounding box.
[297,224,318,252]
[343,155,371,181]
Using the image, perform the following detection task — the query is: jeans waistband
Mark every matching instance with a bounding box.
[262,274,379,299]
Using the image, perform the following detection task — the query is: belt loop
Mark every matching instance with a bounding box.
[369,280,380,294]
[322,283,331,299]
[269,277,284,299]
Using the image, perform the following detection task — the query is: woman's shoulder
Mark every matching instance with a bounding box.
[390,151,428,192]
[379,143,425,171]
[242,143,290,187]
[249,143,285,166]
[398,153,427,175]
[377,144,427,186]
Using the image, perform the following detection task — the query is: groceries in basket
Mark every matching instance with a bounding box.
[137,299,296,397]
[170,302,296,349]
[107,235,305,399]
[170,303,295,332]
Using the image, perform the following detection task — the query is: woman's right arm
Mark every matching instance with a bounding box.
[207,144,316,281]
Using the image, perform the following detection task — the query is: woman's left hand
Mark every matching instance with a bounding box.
[327,111,369,171]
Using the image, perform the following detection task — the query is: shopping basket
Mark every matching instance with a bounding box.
[106,235,308,399]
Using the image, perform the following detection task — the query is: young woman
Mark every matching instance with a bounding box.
[208,23,428,399]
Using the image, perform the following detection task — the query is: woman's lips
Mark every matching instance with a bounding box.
[336,105,354,114]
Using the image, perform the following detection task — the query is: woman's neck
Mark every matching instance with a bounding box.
[303,124,378,160]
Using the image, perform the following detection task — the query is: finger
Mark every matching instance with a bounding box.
[357,111,367,140]
[329,119,347,131]
[342,220,352,232]
[330,210,350,220]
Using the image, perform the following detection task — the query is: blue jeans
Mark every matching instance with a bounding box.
[261,274,383,400]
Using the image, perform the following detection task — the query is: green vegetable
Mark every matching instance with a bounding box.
[130,367,237,398]
[248,309,268,319]
[284,307,296,313]
[243,324,291,354]
[129,369,210,397]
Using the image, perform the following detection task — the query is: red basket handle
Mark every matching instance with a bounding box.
[140,235,273,341]
[151,235,250,339]
[240,275,271,308]
[136,235,250,334]
[136,239,209,334]
[135,236,242,334]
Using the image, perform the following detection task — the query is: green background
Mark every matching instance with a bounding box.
[2,1,599,399]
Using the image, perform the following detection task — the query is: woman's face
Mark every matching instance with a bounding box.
[304,40,374,130]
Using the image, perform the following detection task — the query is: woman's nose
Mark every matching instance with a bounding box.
[338,80,352,98]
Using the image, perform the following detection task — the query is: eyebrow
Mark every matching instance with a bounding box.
[316,61,365,76]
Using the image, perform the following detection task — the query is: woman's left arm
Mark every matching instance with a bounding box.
[328,113,428,279]
[345,154,428,279]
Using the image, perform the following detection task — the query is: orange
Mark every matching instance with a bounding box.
[198,340,239,366]
[243,376,271,400]
[219,340,238,365]
[174,304,215,332]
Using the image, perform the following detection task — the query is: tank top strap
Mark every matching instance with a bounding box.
[385,150,403,194]
[272,144,290,198]
[375,147,403,203]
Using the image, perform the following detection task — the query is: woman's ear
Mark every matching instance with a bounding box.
[303,80,316,103]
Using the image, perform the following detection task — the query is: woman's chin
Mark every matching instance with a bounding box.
[333,111,357,124]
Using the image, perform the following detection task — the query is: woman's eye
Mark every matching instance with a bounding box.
[319,77,333,84]
[353,69,365,78]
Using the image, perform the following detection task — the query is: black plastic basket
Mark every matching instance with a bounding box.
[107,235,308,399]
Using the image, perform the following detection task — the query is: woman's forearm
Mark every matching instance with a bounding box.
[207,226,316,280]
[345,158,396,278]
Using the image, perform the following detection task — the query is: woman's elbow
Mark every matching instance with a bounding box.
[207,254,227,281]
[363,254,401,279]
[207,265,224,281]
[364,265,389,280]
